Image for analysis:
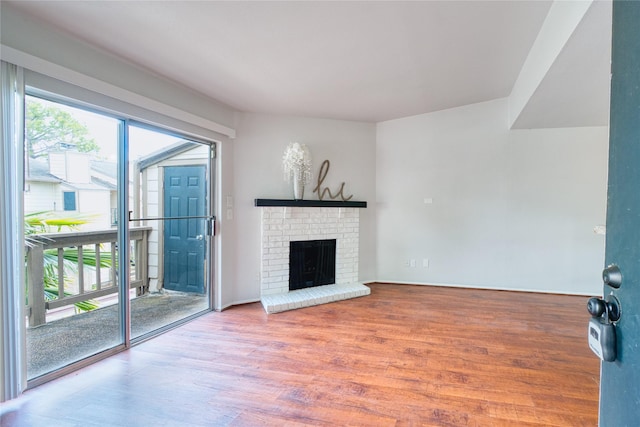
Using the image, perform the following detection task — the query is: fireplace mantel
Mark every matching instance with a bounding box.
[255,198,367,208]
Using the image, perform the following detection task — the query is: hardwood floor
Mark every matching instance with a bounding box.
[1,283,600,426]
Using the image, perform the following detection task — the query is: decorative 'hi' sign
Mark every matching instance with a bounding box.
[313,160,353,201]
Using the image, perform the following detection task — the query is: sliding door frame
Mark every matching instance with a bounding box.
[21,88,218,389]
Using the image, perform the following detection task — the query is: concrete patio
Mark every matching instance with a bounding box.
[27,291,208,379]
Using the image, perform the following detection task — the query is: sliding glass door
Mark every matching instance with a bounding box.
[23,93,214,383]
[24,94,124,380]
[128,125,212,340]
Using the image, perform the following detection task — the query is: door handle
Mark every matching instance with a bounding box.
[196,235,204,240]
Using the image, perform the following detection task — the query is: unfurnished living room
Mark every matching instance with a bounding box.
[1,1,638,426]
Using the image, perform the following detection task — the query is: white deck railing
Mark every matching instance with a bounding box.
[25,227,151,327]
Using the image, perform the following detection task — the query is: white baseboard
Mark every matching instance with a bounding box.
[371,280,599,297]
[217,280,598,311]
[217,298,261,311]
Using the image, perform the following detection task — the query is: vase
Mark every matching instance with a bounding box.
[293,177,304,200]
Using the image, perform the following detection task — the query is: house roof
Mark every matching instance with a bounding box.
[90,160,118,181]
[91,176,117,191]
[136,141,198,171]
[59,181,111,191]
[27,157,117,192]
[26,158,62,183]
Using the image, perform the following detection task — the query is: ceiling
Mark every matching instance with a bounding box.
[4,1,611,125]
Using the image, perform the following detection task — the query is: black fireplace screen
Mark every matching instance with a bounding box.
[289,239,336,291]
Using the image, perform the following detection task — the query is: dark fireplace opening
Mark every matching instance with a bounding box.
[289,239,336,291]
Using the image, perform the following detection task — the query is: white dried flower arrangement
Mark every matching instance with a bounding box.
[282,142,312,184]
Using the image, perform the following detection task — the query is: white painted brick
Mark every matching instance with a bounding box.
[267,258,288,267]
[266,241,284,249]
[262,252,283,261]
[259,206,360,298]
[264,218,284,225]
[264,263,286,272]
[267,283,287,291]
[290,223,310,231]
[267,212,284,220]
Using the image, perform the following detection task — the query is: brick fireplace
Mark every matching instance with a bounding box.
[256,199,370,313]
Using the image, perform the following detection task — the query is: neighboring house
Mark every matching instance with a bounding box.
[24,143,210,295]
[25,151,117,230]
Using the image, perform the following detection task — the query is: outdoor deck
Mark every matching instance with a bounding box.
[27,291,208,379]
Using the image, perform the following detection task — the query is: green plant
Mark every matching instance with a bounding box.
[25,211,111,313]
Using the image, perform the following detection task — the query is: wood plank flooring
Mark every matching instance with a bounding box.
[1,283,600,426]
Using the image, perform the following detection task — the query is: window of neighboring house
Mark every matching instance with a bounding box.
[63,191,77,211]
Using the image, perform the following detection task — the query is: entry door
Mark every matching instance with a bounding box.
[599,2,640,424]
[163,165,206,294]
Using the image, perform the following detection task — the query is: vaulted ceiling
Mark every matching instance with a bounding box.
[4,1,611,126]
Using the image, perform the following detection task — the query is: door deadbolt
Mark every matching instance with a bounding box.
[603,265,622,288]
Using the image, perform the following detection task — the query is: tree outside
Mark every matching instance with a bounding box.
[26,97,100,158]
[25,97,108,316]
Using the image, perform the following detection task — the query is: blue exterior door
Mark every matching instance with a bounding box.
[163,165,206,294]
[599,2,640,424]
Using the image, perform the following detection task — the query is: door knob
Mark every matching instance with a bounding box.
[587,295,620,362]
[603,265,622,288]
[587,297,607,317]
[587,296,621,322]
[196,234,204,240]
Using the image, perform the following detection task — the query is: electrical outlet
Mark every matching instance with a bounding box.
[423,258,429,269]
[410,259,416,268]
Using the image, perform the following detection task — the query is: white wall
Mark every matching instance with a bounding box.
[24,182,58,213]
[230,113,376,305]
[216,139,236,310]
[376,98,608,295]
